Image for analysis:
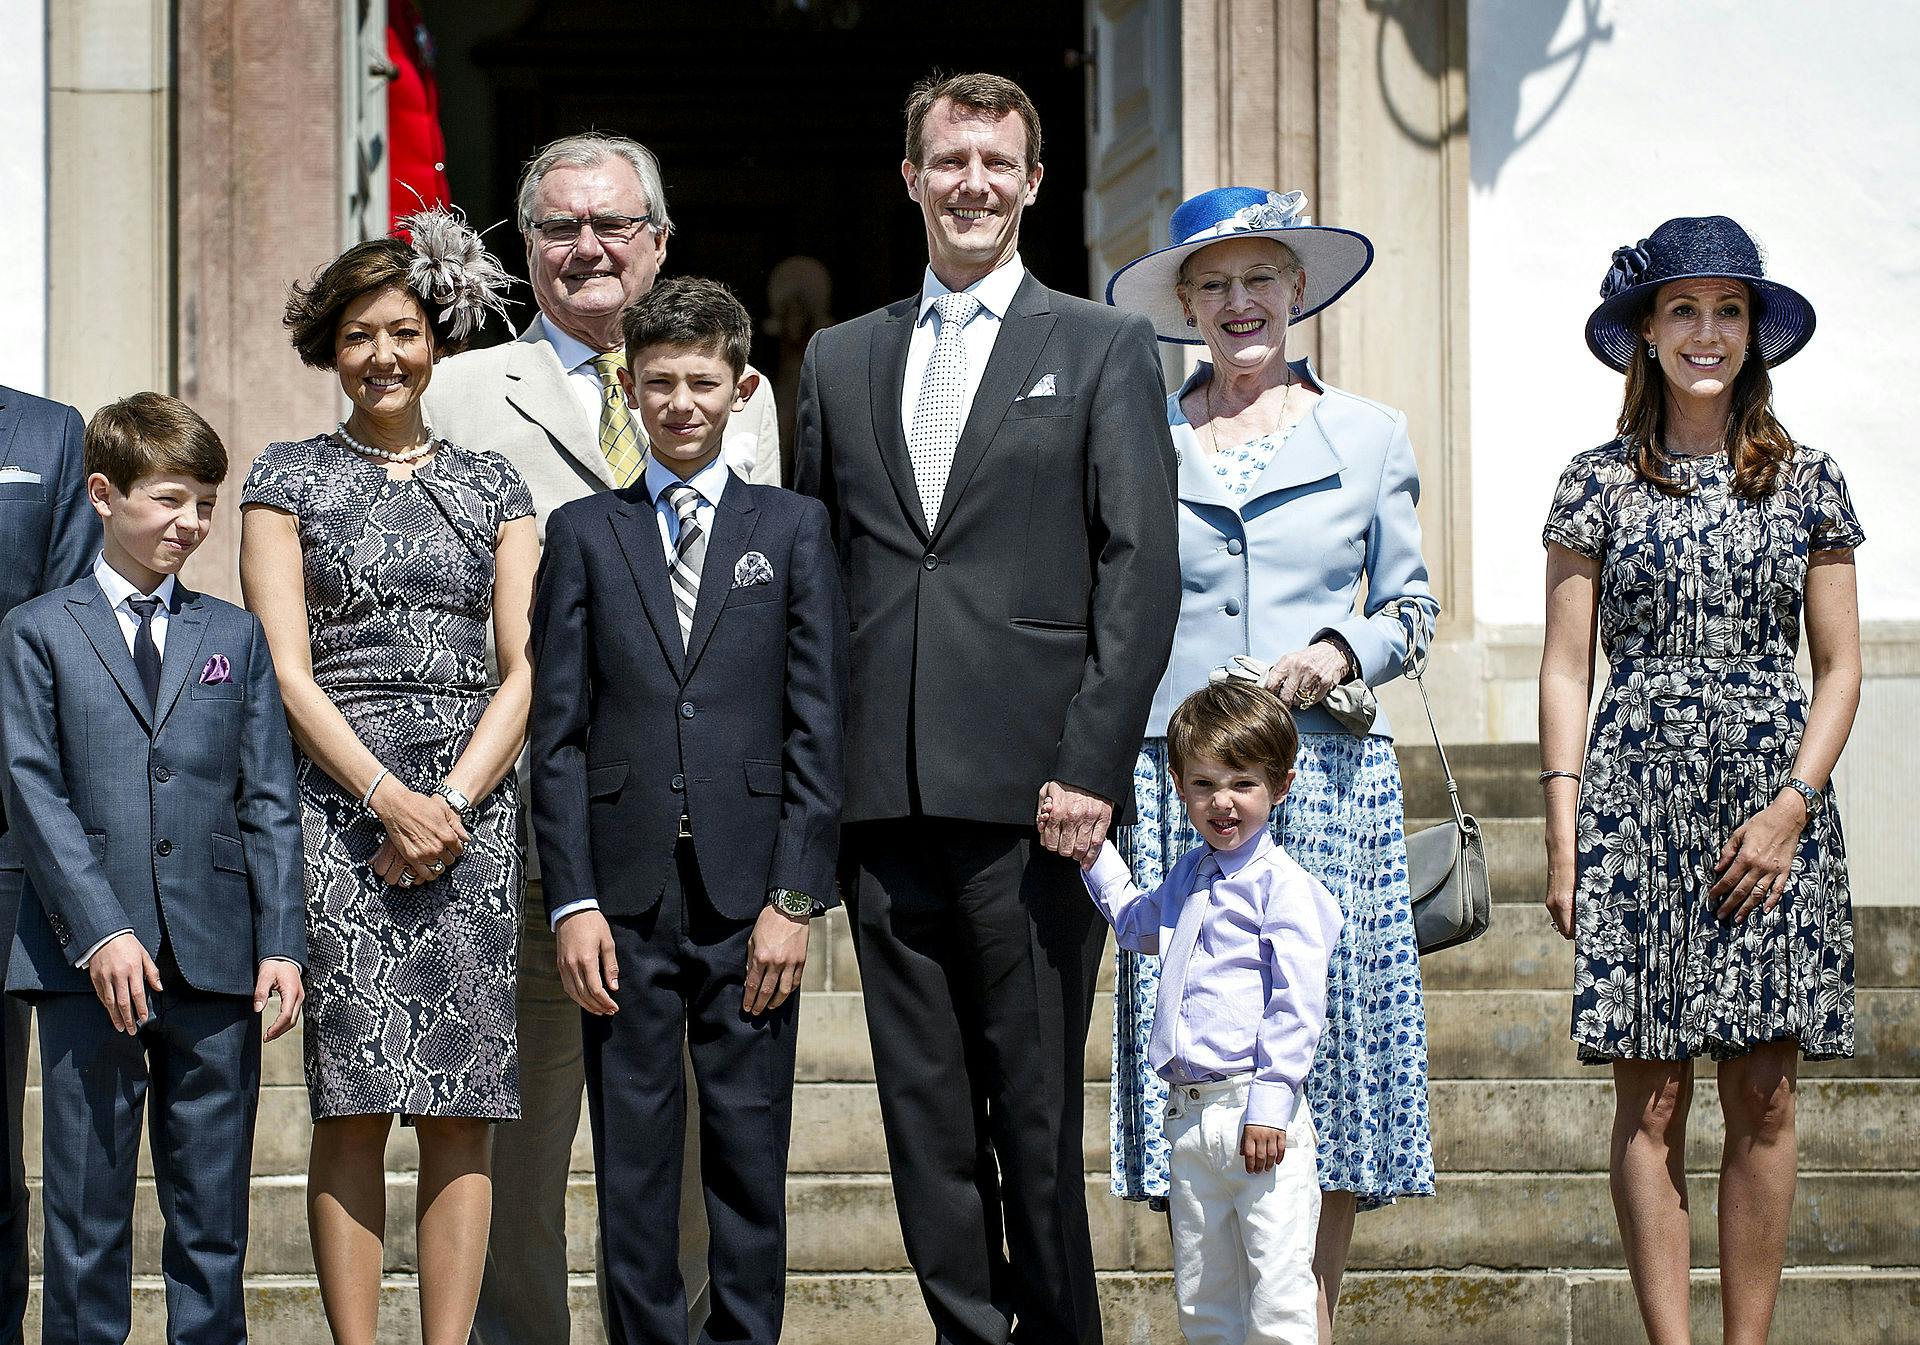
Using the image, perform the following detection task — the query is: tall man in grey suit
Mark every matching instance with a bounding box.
[426,133,776,1344]
[0,383,98,1342]
[794,73,1180,1345]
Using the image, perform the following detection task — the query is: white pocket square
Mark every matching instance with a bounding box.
[733,551,774,587]
[0,467,43,485]
[1017,373,1058,400]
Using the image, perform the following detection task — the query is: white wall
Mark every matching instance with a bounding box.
[0,0,47,393]
[1468,0,1920,628]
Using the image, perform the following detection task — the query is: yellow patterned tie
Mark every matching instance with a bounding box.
[590,350,647,487]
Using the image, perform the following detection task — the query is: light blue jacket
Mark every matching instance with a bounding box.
[1146,360,1439,739]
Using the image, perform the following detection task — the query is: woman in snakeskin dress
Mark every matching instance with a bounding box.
[241,220,534,1345]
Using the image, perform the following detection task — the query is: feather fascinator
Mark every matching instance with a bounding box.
[397,206,516,342]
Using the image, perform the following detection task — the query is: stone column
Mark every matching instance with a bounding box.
[47,0,173,417]
[175,0,348,598]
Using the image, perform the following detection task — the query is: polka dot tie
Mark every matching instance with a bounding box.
[663,482,706,649]
[590,350,648,488]
[908,292,980,528]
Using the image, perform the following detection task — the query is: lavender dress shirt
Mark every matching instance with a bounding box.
[1083,830,1343,1129]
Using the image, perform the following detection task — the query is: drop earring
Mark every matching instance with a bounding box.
[1647,341,1657,359]
[1290,304,1302,318]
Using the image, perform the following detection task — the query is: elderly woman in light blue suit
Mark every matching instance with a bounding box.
[1106,187,1438,1341]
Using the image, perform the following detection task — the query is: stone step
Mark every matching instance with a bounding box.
[49,1168,1917,1276]
[788,988,1920,1085]
[1425,988,1920,1080]
[1421,901,1920,991]
[1397,742,1545,820]
[26,1267,1917,1345]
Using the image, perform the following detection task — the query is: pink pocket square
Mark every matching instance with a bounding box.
[199,654,232,685]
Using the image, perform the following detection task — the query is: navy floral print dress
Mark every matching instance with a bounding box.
[1543,440,1862,1063]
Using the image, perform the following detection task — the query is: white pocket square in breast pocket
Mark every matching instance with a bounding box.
[733,550,774,587]
[0,467,43,485]
[1018,372,1058,400]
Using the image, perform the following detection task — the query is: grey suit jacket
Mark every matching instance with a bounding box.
[424,317,783,535]
[0,578,305,997]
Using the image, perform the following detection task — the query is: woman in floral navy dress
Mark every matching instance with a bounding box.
[1540,217,1863,1345]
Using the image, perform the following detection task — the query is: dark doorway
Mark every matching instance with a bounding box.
[420,0,1091,353]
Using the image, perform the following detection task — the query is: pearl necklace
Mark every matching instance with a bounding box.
[334,419,439,464]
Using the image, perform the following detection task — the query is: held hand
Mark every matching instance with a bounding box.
[555,910,621,1015]
[1242,1123,1287,1174]
[1710,792,1808,921]
[1543,866,1576,940]
[254,961,305,1042]
[1036,781,1114,867]
[1265,643,1351,710]
[744,906,810,1016]
[89,932,162,1035]
[369,779,468,886]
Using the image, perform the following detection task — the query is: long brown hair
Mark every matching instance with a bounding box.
[1616,287,1795,499]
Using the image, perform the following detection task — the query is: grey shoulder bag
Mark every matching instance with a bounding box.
[1400,640,1493,955]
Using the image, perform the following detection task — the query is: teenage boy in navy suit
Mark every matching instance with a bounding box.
[0,393,305,1344]
[530,278,844,1345]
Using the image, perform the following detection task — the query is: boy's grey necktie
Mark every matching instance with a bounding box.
[129,596,163,710]
[663,483,706,649]
[908,291,981,528]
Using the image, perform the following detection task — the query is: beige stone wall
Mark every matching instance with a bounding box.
[46,0,172,419]
[174,0,348,598]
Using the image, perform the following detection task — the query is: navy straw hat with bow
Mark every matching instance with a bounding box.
[1585,215,1816,372]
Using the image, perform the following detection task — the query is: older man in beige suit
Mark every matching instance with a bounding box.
[428,131,774,1345]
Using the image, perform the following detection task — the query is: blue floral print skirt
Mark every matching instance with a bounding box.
[1112,733,1436,1210]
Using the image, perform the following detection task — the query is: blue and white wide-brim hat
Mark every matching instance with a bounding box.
[1105,187,1374,344]
[1585,215,1816,371]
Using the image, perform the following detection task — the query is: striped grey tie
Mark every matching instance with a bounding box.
[908,291,980,528]
[663,482,706,649]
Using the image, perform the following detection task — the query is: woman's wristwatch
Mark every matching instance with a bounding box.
[436,783,474,817]
[1783,778,1824,818]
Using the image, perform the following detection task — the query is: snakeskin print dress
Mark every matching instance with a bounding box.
[244,433,531,1119]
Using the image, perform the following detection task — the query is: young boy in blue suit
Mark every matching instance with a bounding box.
[530,278,845,1345]
[0,393,305,1344]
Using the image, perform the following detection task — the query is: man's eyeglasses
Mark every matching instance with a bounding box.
[528,213,654,248]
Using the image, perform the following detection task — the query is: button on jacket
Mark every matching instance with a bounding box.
[1148,360,1440,739]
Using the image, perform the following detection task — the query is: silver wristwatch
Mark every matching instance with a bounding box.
[1784,778,1823,817]
[768,888,815,919]
[436,783,473,817]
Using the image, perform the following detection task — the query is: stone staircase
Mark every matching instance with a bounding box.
[21,745,1920,1342]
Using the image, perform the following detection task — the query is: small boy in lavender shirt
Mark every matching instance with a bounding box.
[1073,681,1341,1345]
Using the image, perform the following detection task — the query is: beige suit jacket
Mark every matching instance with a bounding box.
[423,317,783,533]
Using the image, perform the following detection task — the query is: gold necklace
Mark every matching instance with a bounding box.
[1204,370,1294,459]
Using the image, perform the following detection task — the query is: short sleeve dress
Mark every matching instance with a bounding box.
[243,434,534,1119]
[1542,439,1863,1063]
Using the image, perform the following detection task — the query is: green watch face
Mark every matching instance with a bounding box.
[772,889,813,916]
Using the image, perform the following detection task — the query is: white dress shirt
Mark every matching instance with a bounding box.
[529,312,615,431]
[93,552,176,660]
[80,554,299,973]
[899,254,1028,441]
[547,454,732,931]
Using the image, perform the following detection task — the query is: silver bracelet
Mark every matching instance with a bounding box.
[1538,769,1581,785]
[360,766,390,812]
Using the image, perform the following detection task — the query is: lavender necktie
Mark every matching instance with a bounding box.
[1147,854,1220,1081]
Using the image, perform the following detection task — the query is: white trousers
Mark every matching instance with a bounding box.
[1165,1077,1320,1345]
